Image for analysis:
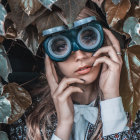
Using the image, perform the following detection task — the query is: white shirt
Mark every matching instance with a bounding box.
[51,97,129,140]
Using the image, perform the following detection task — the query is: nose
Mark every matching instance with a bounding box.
[74,50,87,61]
[72,42,87,61]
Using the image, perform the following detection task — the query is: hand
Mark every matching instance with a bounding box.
[45,55,84,139]
[93,29,123,100]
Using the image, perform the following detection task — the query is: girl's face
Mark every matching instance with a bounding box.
[57,50,101,84]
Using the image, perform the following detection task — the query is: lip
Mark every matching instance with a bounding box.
[75,65,92,75]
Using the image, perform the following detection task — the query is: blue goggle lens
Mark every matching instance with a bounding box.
[47,35,71,60]
[77,26,101,51]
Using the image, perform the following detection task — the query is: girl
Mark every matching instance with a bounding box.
[2,5,139,140]
[43,15,126,140]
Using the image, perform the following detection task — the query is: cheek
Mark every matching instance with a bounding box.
[57,62,73,77]
[90,65,101,79]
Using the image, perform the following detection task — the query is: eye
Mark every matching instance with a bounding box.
[50,37,70,56]
[82,30,97,43]
[53,40,67,52]
[80,29,97,46]
[77,26,101,50]
[56,45,65,51]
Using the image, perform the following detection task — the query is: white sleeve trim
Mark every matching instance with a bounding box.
[51,134,62,140]
[100,97,129,136]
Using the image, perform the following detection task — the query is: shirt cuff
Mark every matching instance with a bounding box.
[51,134,62,140]
[100,97,129,136]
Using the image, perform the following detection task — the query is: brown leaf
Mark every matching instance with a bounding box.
[120,45,140,121]
[0,36,4,43]
[104,0,131,27]
[134,7,140,18]
[7,0,47,31]
[0,44,12,82]
[91,0,104,8]
[128,1,140,19]
[4,19,17,39]
[17,24,39,55]
[20,0,42,16]
[103,0,139,38]
[1,83,32,124]
[55,0,88,25]
[35,10,63,34]
[35,10,65,45]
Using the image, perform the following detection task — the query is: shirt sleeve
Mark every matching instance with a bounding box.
[100,97,129,136]
[51,134,62,140]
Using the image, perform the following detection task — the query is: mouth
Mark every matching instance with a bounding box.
[75,65,93,75]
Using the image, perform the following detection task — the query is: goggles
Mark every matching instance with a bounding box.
[43,16,104,62]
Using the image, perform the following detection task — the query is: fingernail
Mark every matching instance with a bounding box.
[93,63,96,66]
[80,79,85,83]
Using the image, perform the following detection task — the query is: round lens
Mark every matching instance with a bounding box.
[77,26,101,50]
[48,35,71,58]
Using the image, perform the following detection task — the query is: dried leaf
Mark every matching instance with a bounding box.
[0,44,12,82]
[35,10,63,34]
[1,83,32,124]
[17,24,39,55]
[35,10,65,45]
[104,0,131,27]
[120,46,140,121]
[91,0,104,7]
[0,131,9,140]
[38,0,57,10]
[124,1,140,20]
[123,17,140,46]
[7,0,46,31]
[104,0,139,38]
[0,36,4,43]
[55,0,87,25]
[20,0,42,15]
[0,3,7,36]
[134,7,140,18]
[4,19,17,39]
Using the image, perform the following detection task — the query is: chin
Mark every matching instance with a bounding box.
[81,76,98,84]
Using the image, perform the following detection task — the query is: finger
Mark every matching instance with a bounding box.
[55,77,85,96]
[94,56,120,71]
[103,28,121,52]
[45,55,58,92]
[57,86,83,102]
[102,63,108,72]
[93,46,120,63]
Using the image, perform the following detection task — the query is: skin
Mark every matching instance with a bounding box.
[45,28,123,140]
